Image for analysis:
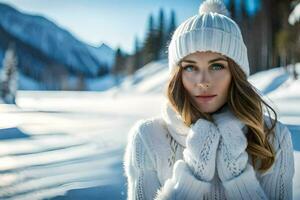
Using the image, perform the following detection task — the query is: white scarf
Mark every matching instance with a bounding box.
[160,100,248,149]
[160,100,189,148]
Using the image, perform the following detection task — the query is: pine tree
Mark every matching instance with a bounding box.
[132,36,142,72]
[112,47,125,85]
[240,0,248,20]
[289,0,300,79]
[157,8,166,59]
[168,10,177,41]
[142,14,156,65]
[228,0,236,19]
[0,43,18,104]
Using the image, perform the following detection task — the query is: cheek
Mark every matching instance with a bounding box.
[182,73,194,92]
[214,72,231,95]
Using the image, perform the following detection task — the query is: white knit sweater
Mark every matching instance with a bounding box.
[123,101,295,200]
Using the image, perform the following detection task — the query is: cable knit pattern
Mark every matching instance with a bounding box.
[212,108,268,199]
[183,119,220,181]
[123,119,162,200]
[213,109,249,182]
[123,101,295,199]
[217,136,248,180]
[258,124,295,200]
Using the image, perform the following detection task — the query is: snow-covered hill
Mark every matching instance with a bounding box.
[110,59,169,94]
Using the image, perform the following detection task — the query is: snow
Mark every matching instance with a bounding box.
[248,66,289,95]
[0,60,300,199]
[289,3,300,25]
[0,91,163,199]
[116,59,169,93]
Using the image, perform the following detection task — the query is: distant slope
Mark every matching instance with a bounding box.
[113,59,169,94]
[0,2,115,89]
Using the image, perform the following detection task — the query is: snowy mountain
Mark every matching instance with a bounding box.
[88,43,115,69]
[0,3,115,89]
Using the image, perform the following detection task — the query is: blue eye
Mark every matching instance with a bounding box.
[183,65,194,72]
[211,64,224,70]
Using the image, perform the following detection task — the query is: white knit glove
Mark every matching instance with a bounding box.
[183,118,221,182]
[213,107,248,182]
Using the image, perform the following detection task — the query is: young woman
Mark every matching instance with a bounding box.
[123,0,295,199]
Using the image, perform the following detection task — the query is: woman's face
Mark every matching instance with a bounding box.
[181,51,232,113]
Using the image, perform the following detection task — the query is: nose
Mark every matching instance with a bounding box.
[194,69,211,86]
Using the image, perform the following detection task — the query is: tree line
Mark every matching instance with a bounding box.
[112,8,176,82]
[112,0,300,80]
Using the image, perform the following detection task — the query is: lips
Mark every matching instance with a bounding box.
[196,95,217,98]
[196,94,217,97]
[195,94,217,102]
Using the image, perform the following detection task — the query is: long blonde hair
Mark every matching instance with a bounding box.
[165,57,277,173]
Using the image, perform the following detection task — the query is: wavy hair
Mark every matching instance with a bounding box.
[165,57,277,173]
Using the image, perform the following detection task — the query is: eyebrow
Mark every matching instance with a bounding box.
[181,57,227,64]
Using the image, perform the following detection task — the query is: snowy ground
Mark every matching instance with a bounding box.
[0,62,300,199]
[0,91,164,200]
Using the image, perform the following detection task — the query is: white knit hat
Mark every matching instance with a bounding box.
[168,0,250,76]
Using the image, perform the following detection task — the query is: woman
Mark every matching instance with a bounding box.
[123,0,295,199]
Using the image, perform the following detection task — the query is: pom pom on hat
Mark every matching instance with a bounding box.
[199,0,230,17]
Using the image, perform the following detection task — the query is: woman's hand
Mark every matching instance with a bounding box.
[213,108,249,182]
[183,118,221,182]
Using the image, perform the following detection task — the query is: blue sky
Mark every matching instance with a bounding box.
[0,0,259,54]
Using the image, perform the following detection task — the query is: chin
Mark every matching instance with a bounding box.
[197,102,227,114]
[198,106,218,114]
